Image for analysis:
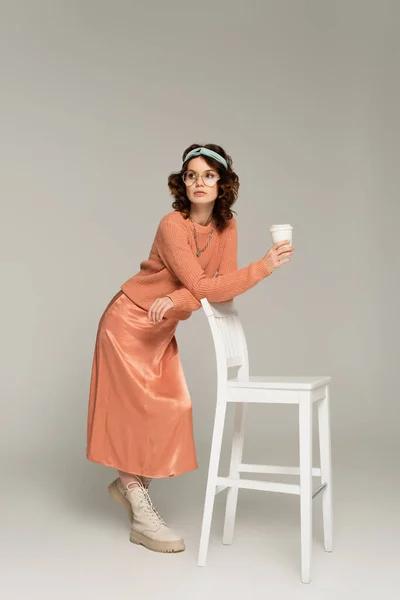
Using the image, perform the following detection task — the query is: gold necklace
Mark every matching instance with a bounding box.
[188,215,216,256]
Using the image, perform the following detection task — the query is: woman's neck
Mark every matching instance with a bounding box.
[189,209,214,227]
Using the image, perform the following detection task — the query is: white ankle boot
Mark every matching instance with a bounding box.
[108,478,185,553]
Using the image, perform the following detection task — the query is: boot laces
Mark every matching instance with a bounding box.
[138,485,166,526]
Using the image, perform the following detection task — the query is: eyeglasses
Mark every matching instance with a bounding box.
[182,170,220,187]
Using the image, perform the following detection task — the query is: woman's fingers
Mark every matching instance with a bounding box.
[155,300,166,322]
[263,240,295,271]
[148,297,173,323]
[148,298,162,323]
[278,244,294,256]
[158,297,174,321]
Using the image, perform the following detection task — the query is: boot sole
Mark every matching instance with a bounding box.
[108,479,134,523]
[129,530,185,553]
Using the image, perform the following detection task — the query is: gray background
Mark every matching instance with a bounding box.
[1,1,398,598]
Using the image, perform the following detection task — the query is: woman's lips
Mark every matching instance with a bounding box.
[194,192,206,195]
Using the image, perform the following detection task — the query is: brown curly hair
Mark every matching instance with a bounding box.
[168,143,239,232]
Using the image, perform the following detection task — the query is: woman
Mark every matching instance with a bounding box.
[86,143,294,554]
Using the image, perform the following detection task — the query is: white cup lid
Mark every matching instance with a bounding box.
[270,224,293,231]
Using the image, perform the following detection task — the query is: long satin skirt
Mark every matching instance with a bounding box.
[86,290,198,477]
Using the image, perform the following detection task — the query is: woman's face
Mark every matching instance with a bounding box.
[183,157,220,207]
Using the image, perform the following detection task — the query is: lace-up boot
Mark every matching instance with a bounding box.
[108,478,185,553]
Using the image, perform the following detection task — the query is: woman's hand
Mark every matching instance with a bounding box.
[263,240,294,272]
[148,296,174,324]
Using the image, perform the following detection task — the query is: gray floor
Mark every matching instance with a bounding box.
[2,444,398,600]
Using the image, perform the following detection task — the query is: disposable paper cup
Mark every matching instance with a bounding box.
[269,224,293,245]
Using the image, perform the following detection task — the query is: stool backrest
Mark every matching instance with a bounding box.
[201,298,249,381]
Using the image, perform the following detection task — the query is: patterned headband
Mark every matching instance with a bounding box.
[183,147,228,169]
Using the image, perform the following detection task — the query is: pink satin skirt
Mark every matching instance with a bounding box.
[86,290,198,477]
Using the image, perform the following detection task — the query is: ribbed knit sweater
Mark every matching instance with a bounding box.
[121,210,272,321]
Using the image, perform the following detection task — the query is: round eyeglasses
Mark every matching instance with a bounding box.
[182,170,220,187]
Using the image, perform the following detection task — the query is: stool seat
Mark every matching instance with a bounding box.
[228,375,331,390]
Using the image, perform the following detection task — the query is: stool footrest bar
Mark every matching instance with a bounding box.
[238,463,321,477]
[216,476,300,495]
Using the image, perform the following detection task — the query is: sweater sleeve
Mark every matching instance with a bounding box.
[166,288,202,313]
[156,219,272,302]
[215,219,239,302]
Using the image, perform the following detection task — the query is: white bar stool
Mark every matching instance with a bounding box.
[197,298,333,584]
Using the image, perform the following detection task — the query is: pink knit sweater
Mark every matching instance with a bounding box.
[121,210,272,320]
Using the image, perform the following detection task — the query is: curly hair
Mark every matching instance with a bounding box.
[168,143,239,232]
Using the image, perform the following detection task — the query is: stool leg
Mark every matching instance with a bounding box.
[198,397,227,567]
[223,402,247,545]
[299,393,313,584]
[318,385,333,552]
